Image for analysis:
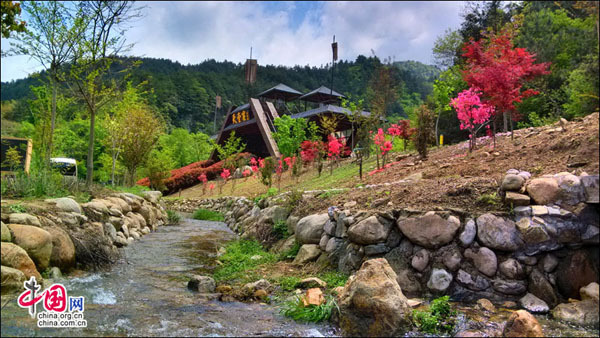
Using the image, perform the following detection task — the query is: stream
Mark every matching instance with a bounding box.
[0,218,335,337]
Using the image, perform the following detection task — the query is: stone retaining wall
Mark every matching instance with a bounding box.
[1,191,168,292]
[167,171,599,311]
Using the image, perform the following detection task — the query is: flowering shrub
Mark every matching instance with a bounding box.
[396,120,416,151]
[450,87,494,151]
[198,173,208,194]
[137,153,253,194]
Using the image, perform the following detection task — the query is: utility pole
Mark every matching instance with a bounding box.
[330,35,337,97]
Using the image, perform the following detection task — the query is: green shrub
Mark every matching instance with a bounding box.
[476,192,500,206]
[259,157,276,188]
[253,187,278,205]
[2,169,68,198]
[285,189,303,213]
[273,220,289,239]
[412,296,457,334]
[280,295,339,323]
[192,208,225,221]
[213,239,276,282]
[8,203,27,213]
[319,271,349,288]
[166,210,181,224]
[277,276,301,291]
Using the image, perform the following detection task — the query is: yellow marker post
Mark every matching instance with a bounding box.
[440,135,444,146]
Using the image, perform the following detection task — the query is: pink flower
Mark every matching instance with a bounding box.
[198,173,207,184]
[251,165,259,173]
[250,157,257,166]
[258,158,265,168]
[208,183,215,190]
[220,169,231,180]
[242,169,251,177]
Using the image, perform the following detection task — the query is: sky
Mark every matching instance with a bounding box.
[0,1,466,83]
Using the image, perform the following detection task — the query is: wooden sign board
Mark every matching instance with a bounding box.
[230,109,252,125]
[1,137,33,174]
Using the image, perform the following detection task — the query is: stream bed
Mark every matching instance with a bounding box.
[0,218,335,337]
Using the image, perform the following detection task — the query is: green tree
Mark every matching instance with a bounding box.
[12,1,87,165]
[120,106,164,186]
[68,1,143,187]
[272,115,309,158]
[215,131,246,161]
[431,66,467,145]
[432,28,464,70]
[143,148,173,191]
[1,0,26,39]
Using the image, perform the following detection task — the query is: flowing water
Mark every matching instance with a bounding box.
[1,218,335,337]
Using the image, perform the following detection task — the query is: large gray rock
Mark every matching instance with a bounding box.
[1,265,26,293]
[338,258,412,336]
[502,174,525,191]
[46,197,82,214]
[503,310,544,337]
[364,243,389,256]
[476,213,523,251]
[581,175,599,204]
[286,215,299,235]
[527,178,560,205]
[272,235,297,255]
[552,300,599,326]
[519,293,549,313]
[492,279,527,295]
[456,269,489,291]
[81,201,110,222]
[396,213,460,249]
[464,247,497,277]
[580,282,599,301]
[293,244,321,264]
[141,191,162,204]
[348,215,392,245]
[529,268,558,307]
[8,213,41,227]
[258,205,289,225]
[555,173,585,205]
[187,275,216,293]
[411,249,429,272]
[7,223,53,271]
[295,214,328,244]
[1,221,11,242]
[516,218,550,244]
[542,254,559,273]
[1,242,41,280]
[505,192,530,206]
[45,226,76,271]
[427,268,453,292]
[499,258,525,279]
[459,219,476,246]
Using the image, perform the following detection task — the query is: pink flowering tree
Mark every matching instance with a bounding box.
[372,128,387,169]
[450,87,495,152]
[276,158,284,191]
[284,155,300,183]
[208,183,215,195]
[220,168,230,194]
[198,173,208,195]
[327,135,343,175]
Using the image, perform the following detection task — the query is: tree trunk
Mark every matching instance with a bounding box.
[492,118,497,149]
[503,111,508,132]
[435,110,441,147]
[47,75,58,167]
[111,152,117,186]
[509,110,514,140]
[86,106,96,187]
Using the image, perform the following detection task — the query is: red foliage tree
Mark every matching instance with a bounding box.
[461,27,550,137]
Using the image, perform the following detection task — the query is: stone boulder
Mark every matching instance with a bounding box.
[556,250,598,299]
[555,173,585,205]
[1,242,41,280]
[338,258,412,336]
[46,197,82,214]
[464,247,497,277]
[505,192,530,206]
[459,219,477,246]
[106,197,131,214]
[286,215,299,235]
[295,214,328,244]
[581,175,599,203]
[476,213,523,251]
[499,258,525,280]
[519,293,549,314]
[187,275,216,293]
[348,215,392,245]
[7,224,53,270]
[1,221,11,242]
[456,269,490,291]
[551,300,599,326]
[293,244,321,264]
[272,235,297,255]
[45,226,76,271]
[81,201,110,222]
[258,205,289,225]
[8,213,41,227]
[242,279,271,294]
[427,268,453,292]
[1,265,27,292]
[503,310,544,337]
[502,174,525,191]
[396,213,460,249]
[528,269,558,307]
[527,178,560,205]
[411,249,429,272]
[580,282,599,301]
[141,191,162,204]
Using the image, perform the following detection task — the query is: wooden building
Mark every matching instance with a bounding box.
[210,83,372,161]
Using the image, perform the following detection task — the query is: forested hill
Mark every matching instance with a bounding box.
[1,56,440,132]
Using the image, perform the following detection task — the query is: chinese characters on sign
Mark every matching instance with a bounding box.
[17,277,87,328]
[232,110,250,124]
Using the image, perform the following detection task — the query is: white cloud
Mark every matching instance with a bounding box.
[1,1,465,82]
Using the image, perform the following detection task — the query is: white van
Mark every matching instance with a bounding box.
[50,157,78,182]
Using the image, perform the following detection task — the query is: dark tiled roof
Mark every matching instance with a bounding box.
[289,104,371,119]
[257,83,303,99]
[298,86,345,103]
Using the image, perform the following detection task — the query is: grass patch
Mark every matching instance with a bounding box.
[276,276,302,291]
[253,187,279,205]
[280,295,339,323]
[166,210,181,224]
[412,296,457,335]
[192,208,225,221]
[213,239,276,282]
[318,270,349,288]
[317,189,344,200]
[476,192,501,206]
[106,184,150,196]
[8,203,27,213]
